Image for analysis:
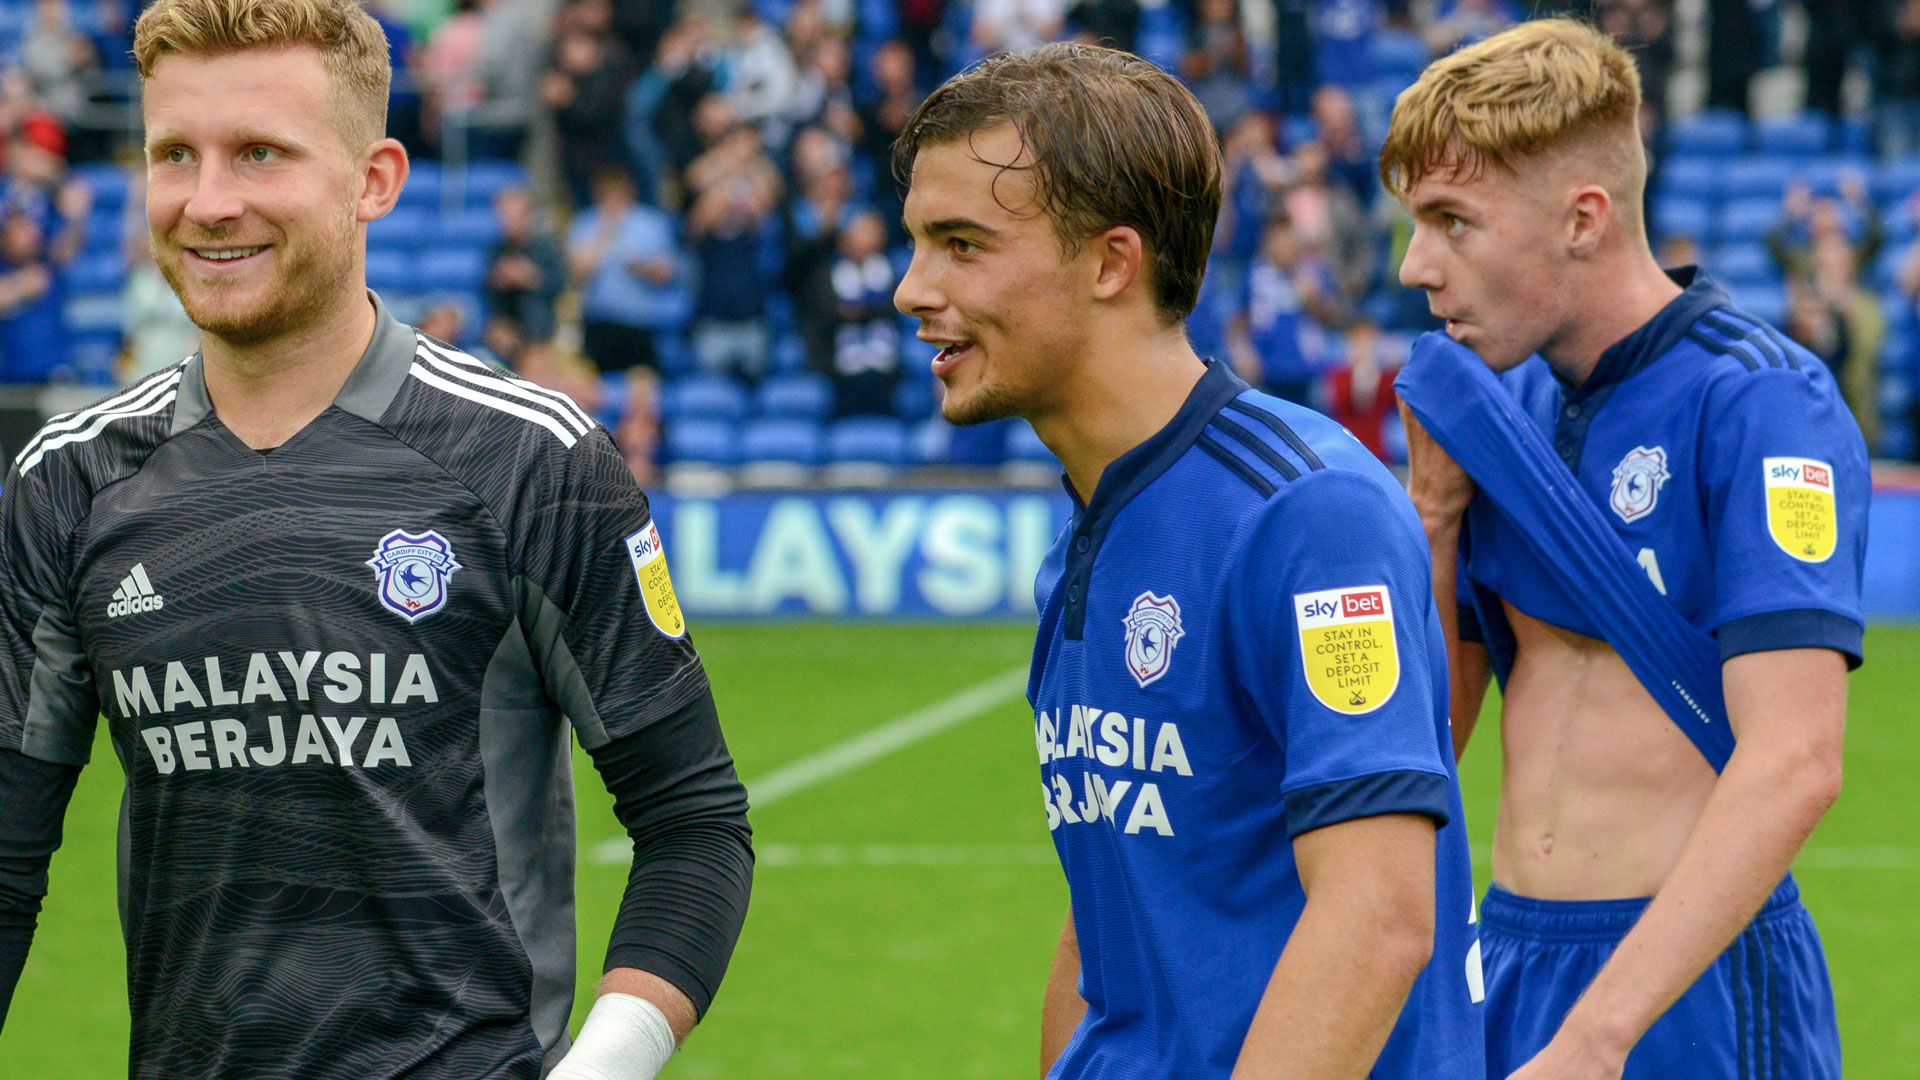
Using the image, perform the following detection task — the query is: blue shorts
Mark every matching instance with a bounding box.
[1481,875,1839,1080]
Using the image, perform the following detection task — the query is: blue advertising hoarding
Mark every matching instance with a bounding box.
[653,487,1920,620]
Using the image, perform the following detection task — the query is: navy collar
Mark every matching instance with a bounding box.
[1054,358,1247,641]
[1562,266,1728,402]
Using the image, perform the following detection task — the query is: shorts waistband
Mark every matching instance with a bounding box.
[1481,875,1801,944]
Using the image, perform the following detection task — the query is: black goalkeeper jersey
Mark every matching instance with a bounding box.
[0,295,735,1078]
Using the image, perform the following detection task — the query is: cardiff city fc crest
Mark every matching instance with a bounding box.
[1122,591,1185,688]
[1609,445,1671,523]
[366,529,462,623]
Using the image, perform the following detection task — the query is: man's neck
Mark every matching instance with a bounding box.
[202,291,378,450]
[1032,323,1208,504]
[1540,254,1684,387]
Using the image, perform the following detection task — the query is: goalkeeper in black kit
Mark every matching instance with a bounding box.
[0,0,751,1076]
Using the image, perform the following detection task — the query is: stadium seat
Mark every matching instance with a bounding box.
[1655,157,1719,200]
[1874,157,1920,204]
[1665,110,1745,158]
[1715,198,1783,243]
[825,416,909,466]
[418,247,486,291]
[664,374,750,422]
[1753,112,1831,157]
[1874,246,1909,290]
[1651,196,1712,242]
[740,418,824,466]
[365,249,412,295]
[459,159,525,206]
[65,252,126,293]
[665,418,738,466]
[71,163,129,213]
[1796,157,1874,197]
[368,205,432,251]
[1726,285,1786,328]
[755,372,831,420]
[1005,420,1056,464]
[1709,243,1779,287]
[1369,31,1428,85]
[1720,157,1794,201]
[893,376,935,419]
[397,163,443,208]
[84,208,123,254]
[436,207,502,249]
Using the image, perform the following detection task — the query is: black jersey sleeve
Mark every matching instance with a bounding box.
[0,461,101,764]
[584,687,752,1018]
[0,747,80,1030]
[515,428,709,748]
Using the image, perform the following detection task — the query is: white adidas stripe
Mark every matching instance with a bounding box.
[19,386,180,475]
[407,364,579,447]
[130,564,155,594]
[412,347,591,436]
[415,337,594,432]
[15,370,182,467]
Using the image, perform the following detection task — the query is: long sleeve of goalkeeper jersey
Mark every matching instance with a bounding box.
[585,685,752,1019]
[0,747,81,1032]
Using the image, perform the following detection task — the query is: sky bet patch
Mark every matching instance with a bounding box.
[624,520,687,638]
[1294,585,1399,715]
[1763,456,1837,563]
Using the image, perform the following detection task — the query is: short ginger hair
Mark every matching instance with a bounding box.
[134,0,392,155]
[1379,19,1647,234]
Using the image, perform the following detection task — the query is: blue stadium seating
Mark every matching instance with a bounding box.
[1874,157,1920,203]
[1005,420,1055,464]
[756,372,831,420]
[666,418,738,466]
[741,418,824,466]
[436,206,502,249]
[1710,243,1779,287]
[368,206,432,251]
[1875,246,1909,290]
[1753,112,1831,157]
[65,252,126,293]
[1369,31,1429,85]
[397,163,443,208]
[1652,196,1712,241]
[664,374,751,422]
[460,160,526,206]
[1796,157,1875,197]
[84,207,123,254]
[1721,157,1794,200]
[419,247,486,291]
[1657,157,1719,200]
[892,376,935,420]
[1716,198,1783,243]
[825,416,909,465]
[1666,110,1746,158]
[1727,285,1787,327]
[365,249,412,294]
[71,162,128,213]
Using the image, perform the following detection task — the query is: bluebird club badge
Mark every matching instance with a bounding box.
[367,529,461,623]
[1609,445,1671,523]
[1122,591,1185,688]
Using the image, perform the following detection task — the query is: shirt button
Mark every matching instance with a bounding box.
[1564,404,1580,419]
[1075,535,1091,553]
[1067,584,1082,604]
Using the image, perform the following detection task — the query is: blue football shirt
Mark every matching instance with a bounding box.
[1457,268,1870,681]
[1031,361,1485,1079]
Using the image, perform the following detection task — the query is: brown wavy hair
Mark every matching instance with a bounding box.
[134,0,392,154]
[893,43,1222,323]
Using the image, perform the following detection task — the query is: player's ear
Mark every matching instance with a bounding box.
[1566,184,1612,259]
[356,137,410,224]
[1089,225,1144,304]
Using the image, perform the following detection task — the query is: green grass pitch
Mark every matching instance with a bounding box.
[3,623,1916,1077]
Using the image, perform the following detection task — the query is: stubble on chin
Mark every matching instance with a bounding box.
[939,375,1023,427]
[157,214,358,349]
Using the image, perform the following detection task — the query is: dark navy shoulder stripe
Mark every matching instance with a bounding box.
[1221,397,1326,471]
[1207,414,1302,482]
[1686,327,1762,371]
[1195,432,1277,497]
[1710,307,1801,370]
[1700,311,1783,368]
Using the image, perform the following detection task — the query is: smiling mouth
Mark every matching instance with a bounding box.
[188,245,266,263]
[924,337,977,377]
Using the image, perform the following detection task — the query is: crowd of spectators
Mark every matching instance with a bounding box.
[4,0,1920,474]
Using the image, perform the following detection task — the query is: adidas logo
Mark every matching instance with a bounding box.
[107,563,164,619]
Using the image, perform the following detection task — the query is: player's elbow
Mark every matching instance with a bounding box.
[1377,892,1436,979]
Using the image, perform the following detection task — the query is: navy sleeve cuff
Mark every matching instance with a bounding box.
[1283,769,1453,839]
[1456,601,1485,644]
[1717,609,1863,670]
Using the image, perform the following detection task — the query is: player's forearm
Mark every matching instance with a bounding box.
[1419,513,1484,757]
[1039,912,1085,1076]
[1229,887,1432,1079]
[599,966,698,1042]
[0,749,81,1032]
[1554,728,1841,1059]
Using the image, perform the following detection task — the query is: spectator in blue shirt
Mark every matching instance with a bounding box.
[1228,212,1343,405]
[0,212,68,383]
[567,168,690,373]
[683,122,782,380]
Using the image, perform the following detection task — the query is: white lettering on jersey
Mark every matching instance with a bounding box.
[1636,547,1669,595]
[105,563,165,619]
[138,714,413,774]
[112,653,438,718]
[1037,706,1190,836]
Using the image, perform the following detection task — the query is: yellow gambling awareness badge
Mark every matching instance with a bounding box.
[624,520,687,638]
[1762,456,1837,563]
[1294,584,1399,715]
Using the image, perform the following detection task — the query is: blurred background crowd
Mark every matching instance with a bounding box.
[3,0,1920,483]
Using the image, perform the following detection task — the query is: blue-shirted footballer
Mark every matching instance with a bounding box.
[894,44,1484,1079]
[1385,20,1859,1080]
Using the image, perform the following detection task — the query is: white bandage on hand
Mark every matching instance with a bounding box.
[548,993,678,1080]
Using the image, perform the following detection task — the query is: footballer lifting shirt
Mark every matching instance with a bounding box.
[1029,360,1484,1079]
[0,294,722,1078]
[1457,267,1870,684]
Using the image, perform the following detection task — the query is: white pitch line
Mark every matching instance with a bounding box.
[590,665,1030,866]
[753,843,1058,868]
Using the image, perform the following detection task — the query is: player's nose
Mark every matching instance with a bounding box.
[894,247,943,317]
[183,158,247,229]
[1398,226,1443,292]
